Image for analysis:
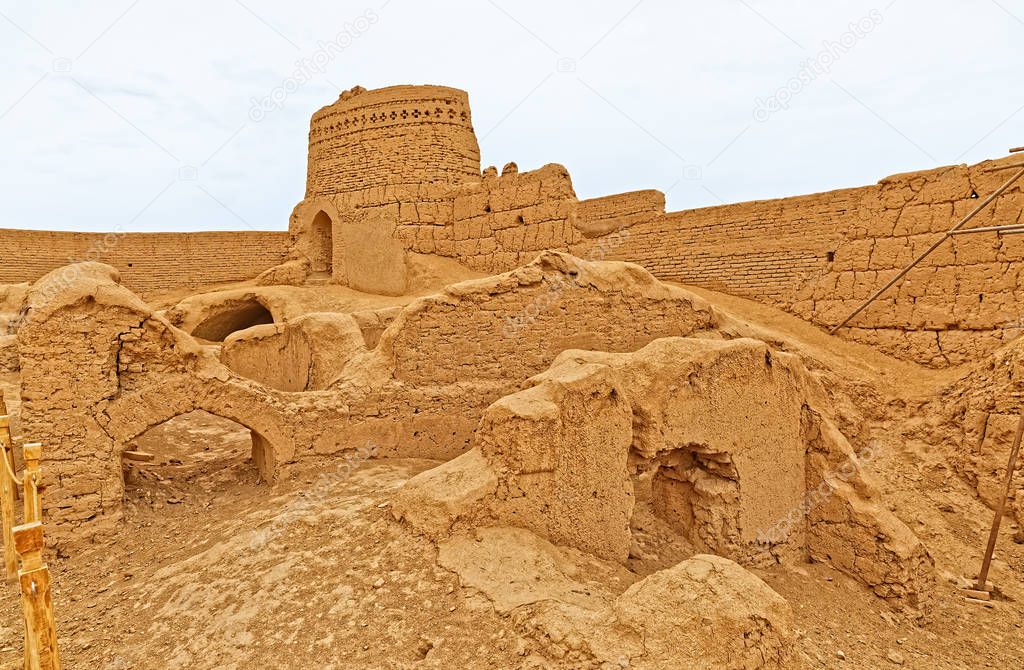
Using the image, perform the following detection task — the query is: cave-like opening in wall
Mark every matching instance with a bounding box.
[310,210,334,275]
[191,298,275,342]
[120,410,274,509]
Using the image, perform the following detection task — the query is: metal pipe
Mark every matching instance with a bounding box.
[830,165,1024,334]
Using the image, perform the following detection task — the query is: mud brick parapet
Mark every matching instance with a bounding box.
[0,229,290,296]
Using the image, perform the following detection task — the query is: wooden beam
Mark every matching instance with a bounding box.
[22,444,42,526]
[985,161,1024,172]
[975,412,1024,591]
[121,451,155,463]
[0,415,18,581]
[13,523,61,670]
[949,224,1024,235]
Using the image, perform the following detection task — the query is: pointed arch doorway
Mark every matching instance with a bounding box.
[310,210,333,275]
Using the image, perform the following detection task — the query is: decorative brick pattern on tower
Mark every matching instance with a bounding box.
[305,85,481,198]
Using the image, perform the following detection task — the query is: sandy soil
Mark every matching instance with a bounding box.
[0,284,1022,669]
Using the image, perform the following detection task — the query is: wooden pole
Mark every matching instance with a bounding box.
[984,161,1024,172]
[0,413,18,581]
[13,522,60,670]
[830,165,1024,334]
[20,442,42,670]
[975,412,1024,591]
[949,223,1024,235]
[22,444,42,526]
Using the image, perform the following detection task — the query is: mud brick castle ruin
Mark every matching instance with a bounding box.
[5,85,1023,366]
[2,84,1024,668]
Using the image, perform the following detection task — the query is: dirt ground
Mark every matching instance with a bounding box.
[0,283,1022,669]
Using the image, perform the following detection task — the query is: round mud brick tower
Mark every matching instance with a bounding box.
[305,84,482,197]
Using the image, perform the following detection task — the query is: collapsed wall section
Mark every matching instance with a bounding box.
[305,252,718,460]
[15,254,720,541]
[16,263,298,543]
[394,336,936,609]
[373,252,717,387]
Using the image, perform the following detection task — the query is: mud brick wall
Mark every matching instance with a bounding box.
[0,229,290,296]
[382,253,716,387]
[291,164,591,289]
[576,190,666,238]
[397,164,584,272]
[801,161,1024,366]
[608,187,861,299]
[0,335,17,373]
[604,158,1024,366]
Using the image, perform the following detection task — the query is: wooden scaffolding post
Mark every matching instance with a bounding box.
[22,444,42,526]
[830,162,1024,333]
[974,412,1024,593]
[13,522,61,670]
[0,404,19,581]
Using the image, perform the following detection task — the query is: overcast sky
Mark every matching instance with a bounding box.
[0,1,1020,232]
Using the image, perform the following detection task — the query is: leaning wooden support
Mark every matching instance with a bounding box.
[974,412,1024,593]
[830,163,1024,333]
[0,410,18,581]
[13,522,61,670]
[948,223,1024,236]
[984,161,1024,172]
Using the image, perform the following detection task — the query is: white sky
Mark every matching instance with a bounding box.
[0,0,1021,232]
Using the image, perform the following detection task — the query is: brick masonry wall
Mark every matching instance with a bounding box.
[385,257,716,386]
[290,153,1024,367]
[603,158,1024,366]
[606,187,861,300]
[0,229,290,296]
[398,164,583,272]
